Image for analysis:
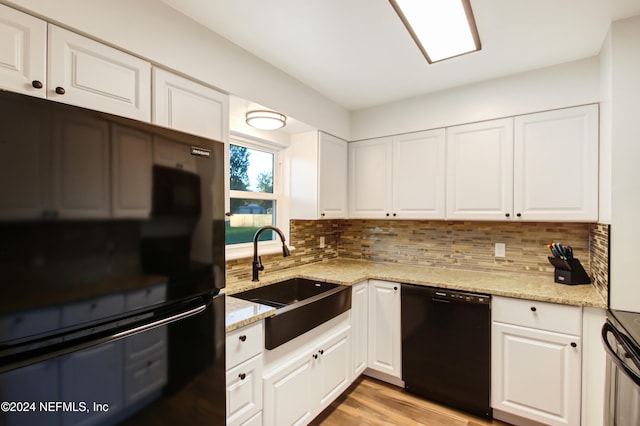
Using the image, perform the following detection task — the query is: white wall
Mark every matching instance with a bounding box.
[608,15,640,312]
[0,0,351,140]
[351,57,600,141]
[599,32,613,225]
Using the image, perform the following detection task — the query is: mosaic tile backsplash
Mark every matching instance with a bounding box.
[225,220,609,300]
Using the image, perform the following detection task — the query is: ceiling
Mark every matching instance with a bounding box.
[160,0,640,114]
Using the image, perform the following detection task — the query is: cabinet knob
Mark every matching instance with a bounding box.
[530,306,537,312]
[516,213,522,217]
[55,86,66,95]
[31,80,43,89]
[321,213,326,217]
[238,373,246,380]
[392,213,397,217]
[571,342,577,348]
[505,213,510,218]
[386,213,390,217]
[239,335,247,342]
[319,349,324,355]
[313,353,318,359]
[394,286,398,291]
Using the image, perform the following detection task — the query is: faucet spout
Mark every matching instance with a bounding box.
[252,226,290,281]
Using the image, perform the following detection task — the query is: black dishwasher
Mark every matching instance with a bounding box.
[401,284,492,419]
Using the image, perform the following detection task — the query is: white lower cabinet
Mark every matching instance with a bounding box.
[263,347,316,426]
[367,280,402,379]
[227,355,263,426]
[226,321,264,426]
[350,281,369,378]
[262,317,351,426]
[492,296,582,426]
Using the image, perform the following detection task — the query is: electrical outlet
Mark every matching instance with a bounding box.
[319,236,325,248]
[495,243,506,258]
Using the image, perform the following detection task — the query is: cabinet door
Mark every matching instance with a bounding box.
[152,67,228,141]
[318,132,348,219]
[0,4,46,97]
[52,113,110,218]
[349,137,392,218]
[351,282,369,378]
[492,322,581,426]
[111,124,152,218]
[48,25,151,121]
[393,129,446,219]
[60,341,123,426]
[514,104,598,221]
[317,327,351,410]
[446,118,514,220]
[368,280,401,378]
[263,351,316,426]
[227,355,263,426]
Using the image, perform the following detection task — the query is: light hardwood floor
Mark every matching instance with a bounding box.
[310,376,510,426]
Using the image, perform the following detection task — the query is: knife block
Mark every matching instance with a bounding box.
[547,257,591,285]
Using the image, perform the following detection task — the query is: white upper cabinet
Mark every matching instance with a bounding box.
[349,137,392,219]
[349,130,446,219]
[48,25,151,121]
[514,104,599,221]
[152,67,228,141]
[0,4,47,97]
[446,118,514,221]
[447,105,599,222]
[291,131,348,219]
[393,129,446,219]
[318,133,349,218]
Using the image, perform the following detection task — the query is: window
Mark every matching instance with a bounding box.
[226,138,284,247]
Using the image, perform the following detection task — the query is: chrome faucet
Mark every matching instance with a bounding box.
[252,226,291,281]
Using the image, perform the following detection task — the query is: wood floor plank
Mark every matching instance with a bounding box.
[310,376,509,426]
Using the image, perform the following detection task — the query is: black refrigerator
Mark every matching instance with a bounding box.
[0,90,226,425]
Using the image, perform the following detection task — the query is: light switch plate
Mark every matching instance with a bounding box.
[495,243,506,258]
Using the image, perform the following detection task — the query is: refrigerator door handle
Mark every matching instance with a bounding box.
[112,302,207,340]
[1,300,209,374]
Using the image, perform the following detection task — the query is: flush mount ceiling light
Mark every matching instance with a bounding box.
[389,0,481,63]
[245,110,287,130]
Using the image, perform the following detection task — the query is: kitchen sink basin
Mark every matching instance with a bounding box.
[232,278,351,349]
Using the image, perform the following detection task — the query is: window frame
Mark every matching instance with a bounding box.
[225,133,289,260]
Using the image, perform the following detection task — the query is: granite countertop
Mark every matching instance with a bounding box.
[225,295,275,332]
[225,258,607,332]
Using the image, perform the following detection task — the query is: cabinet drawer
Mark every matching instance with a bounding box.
[492,296,581,335]
[227,321,264,369]
[226,355,263,426]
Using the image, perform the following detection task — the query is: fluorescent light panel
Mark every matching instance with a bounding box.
[390,0,481,63]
